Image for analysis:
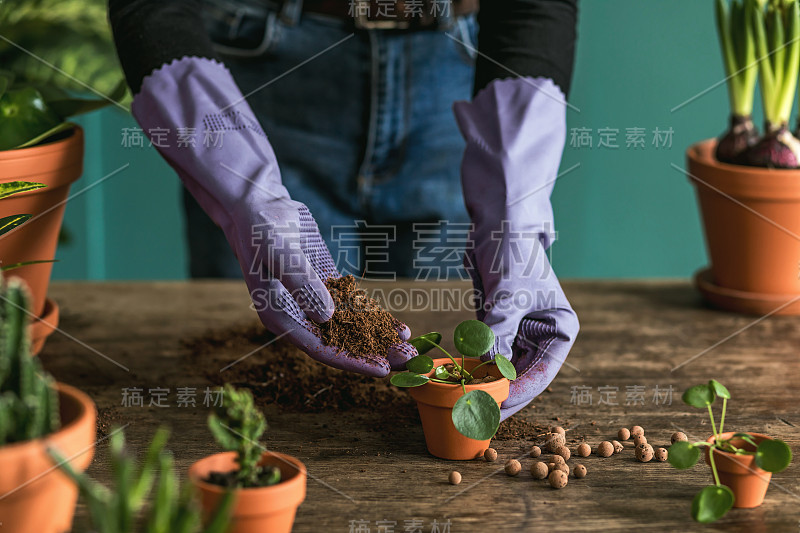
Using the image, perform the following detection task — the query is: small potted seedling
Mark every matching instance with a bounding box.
[0,274,96,533]
[49,427,233,533]
[390,320,516,460]
[188,385,306,533]
[668,379,792,523]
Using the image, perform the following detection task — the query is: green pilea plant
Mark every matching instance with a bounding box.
[208,384,281,488]
[668,379,792,523]
[0,275,59,444]
[49,427,233,533]
[391,319,516,441]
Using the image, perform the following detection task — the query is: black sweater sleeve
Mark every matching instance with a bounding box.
[108,0,219,94]
[474,0,577,97]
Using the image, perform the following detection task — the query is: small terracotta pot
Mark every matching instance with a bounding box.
[0,127,84,350]
[0,383,97,533]
[408,357,510,460]
[705,432,773,509]
[687,139,800,314]
[189,451,307,533]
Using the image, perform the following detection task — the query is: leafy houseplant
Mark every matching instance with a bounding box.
[0,273,97,533]
[668,379,792,523]
[188,385,307,533]
[687,0,800,314]
[49,427,233,533]
[0,0,127,353]
[390,320,516,460]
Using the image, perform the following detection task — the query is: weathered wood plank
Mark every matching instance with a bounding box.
[37,281,800,532]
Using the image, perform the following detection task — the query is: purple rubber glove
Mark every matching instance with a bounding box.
[454,77,580,419]
[131,57,415,376]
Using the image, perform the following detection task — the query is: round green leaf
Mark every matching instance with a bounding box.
[755,439,792,472]
[691,485,734,523]
[709,379,731,400]
[682,384,715,408]
[390,373,430,388]
[406,355,434,374]
[434,365,451,380]
[452,390,500,440]
[453,320,494,358]
[493,354,516,381]
[668,441,701,469]
[409,332,442,356]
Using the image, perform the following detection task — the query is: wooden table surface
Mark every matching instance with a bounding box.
[41,280,800,532]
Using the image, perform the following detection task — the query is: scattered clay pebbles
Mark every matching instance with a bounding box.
[573,464,587,478]
[448,471,462,485]
[631,425,645,437]
[554,445,571,461]
[484,448,498,462]
[549,470,568,489]
[633,434,648,446]
[612,440,623,454]
[576,443,591,457]
[505,459,522,476]
[596,441,614,457]
[529,445,542,458]
[545,432,566,452]
[618,427,631,441]
[531,461,549,479]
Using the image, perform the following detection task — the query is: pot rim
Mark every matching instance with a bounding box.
[417,356,509,391]
[0,124,81,160]
[407,357,510,408]
[0,382,95,455]
[706,431,773,472]
[188,450,306,499]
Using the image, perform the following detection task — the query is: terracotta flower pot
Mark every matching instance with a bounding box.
[0,383,97,533]
[687,139,800,314]
[189,450,307,533]
[705,432,773,509]
[0,127,84,352]
[408,357,510,460]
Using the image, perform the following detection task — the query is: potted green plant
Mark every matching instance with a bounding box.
[668,379,792,523]
[0,274,97,533]
[688,0,800,314]
[188,385,307,533]
[49,426,233,533]
[390,319,516,460]
[0,0,127,352]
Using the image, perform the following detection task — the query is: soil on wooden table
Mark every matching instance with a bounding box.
[183,322,553,441]
[317,275,402,358]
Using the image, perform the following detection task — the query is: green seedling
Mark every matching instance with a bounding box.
[49,427,233,533]
[0,274,59,445]
[668,379,792,523]
[391,320,516,441]
[208,384,281,488]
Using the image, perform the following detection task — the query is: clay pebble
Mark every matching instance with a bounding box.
[531,461,549,479]
[545,432,566,452]
[576,443,591,457]
[573,464,587,478]
[484,448,498,462]
[549,470,568,489]
[596,441,614,457]
[449,471,462,485]
[618,427,631,441]
[655,447,668,462]
[551,426,566,436]
[671,432,688,444]
[505,459,522,476]
[636,443,654,462]
[529,445,542,458]
[554,445,571,462]
[631,425,645,437]
[552,454,566,466]
[633,434,648,446]
[612,440,623,454]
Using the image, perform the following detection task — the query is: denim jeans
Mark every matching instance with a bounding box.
[185,0,478,279]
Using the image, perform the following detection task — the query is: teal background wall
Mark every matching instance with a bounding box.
[53,1,735,281]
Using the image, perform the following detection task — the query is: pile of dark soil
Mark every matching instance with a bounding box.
[183,321,551,441]
[318,275,401,358]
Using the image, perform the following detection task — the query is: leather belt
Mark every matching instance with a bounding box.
[302,0,479,30]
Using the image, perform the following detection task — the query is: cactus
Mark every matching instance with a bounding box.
[208,384,280,488]
[48,427,233,533]
[0,275,60,446]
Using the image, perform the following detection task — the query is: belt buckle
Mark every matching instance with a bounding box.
[354,10,411,30]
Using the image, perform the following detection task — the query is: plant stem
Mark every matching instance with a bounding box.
[719,398,727,436]
[461,380,467,396]
[426,340,473,380]
[708,405,719,438]
[708,444,722,486]
[469,360,492,375]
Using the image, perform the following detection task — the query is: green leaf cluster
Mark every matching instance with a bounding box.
[391,320,517,441]
[0,274,59,445]
[49,427,233,533]
[668,379,792,522]
[208,384,280,488]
